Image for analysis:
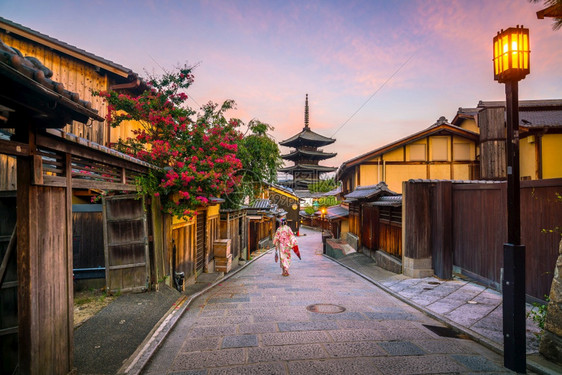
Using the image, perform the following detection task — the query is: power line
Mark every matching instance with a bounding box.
[331,52,415,137]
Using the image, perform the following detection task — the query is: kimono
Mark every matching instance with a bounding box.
[273,224,297,275]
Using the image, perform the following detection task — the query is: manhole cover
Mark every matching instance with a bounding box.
[306,304,346,314]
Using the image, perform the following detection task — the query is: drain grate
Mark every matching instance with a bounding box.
[306,304,346,314]
[422,324,469,339]
[427,281,441,285]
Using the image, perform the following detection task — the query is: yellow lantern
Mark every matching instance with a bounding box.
[493,25,530,83]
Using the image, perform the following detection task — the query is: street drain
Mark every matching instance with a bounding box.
[428,281,441,285]
[306,304,346,314]
[422,324,469,339]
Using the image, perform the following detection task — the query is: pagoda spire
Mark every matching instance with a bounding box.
[304,94,309,130]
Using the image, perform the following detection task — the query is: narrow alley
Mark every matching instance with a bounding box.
[142,228,511,375]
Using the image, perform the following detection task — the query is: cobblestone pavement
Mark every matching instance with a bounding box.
[142,228,515,375]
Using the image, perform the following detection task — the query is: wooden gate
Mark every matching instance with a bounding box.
[361,204,379,250]
[196,211,206,275]
[103,195,150,293]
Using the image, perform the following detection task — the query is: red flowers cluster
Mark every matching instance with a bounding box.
[96,66,243,218]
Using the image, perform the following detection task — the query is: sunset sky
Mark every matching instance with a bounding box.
[1,0,561,169]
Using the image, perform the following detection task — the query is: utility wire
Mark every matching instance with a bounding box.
[331,52,415,137]
[147,54,201,108]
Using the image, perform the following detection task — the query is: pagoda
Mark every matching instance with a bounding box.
[278,94,337,190]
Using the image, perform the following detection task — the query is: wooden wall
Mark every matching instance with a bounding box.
[403,182,432,260]
[378,205,402,258]
[17,159,74,374]
[478,107,506,180]
[0,154,16,191]
[220,209,247,260]
[72,205,104,270]
[0,32,109,144]
[405,178,562,300]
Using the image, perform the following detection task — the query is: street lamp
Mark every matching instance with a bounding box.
[493,25,530,373]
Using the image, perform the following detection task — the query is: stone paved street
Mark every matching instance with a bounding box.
[142,228,513,374]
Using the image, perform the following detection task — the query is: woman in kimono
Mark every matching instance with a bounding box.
[273,218,297,276]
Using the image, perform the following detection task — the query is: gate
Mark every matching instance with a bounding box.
[103,195,150,293]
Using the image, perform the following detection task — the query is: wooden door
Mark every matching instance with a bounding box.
[103,195,150,293]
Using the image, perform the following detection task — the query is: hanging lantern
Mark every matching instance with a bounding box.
[493,25,530,83]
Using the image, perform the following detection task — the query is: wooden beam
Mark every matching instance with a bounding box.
[0,138,28,156]
[36,132,151,173]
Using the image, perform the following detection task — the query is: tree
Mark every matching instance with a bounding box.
[308,178,337,193]
[96,66,243,218]
[222,119,282,209]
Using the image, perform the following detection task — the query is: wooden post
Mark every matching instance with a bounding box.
[17,144,73,374]
[432,181,452,279]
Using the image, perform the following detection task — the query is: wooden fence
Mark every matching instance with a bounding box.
[405,178,562,300]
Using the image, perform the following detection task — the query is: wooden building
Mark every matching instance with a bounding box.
[0,35,155,373]
[0,18,231,373]
[337,116,480,195]
[452,99,562,181]
[279,94,337,190]
[265,183,300,234]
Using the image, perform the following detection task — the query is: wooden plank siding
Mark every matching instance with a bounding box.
[452,183,506,288]
[72,205,104,269]
[520,178,562,299]
[17,159,74,374]
[378,206,402,258]
[405,178,562,300]
[0,32,109,144]
[404,182,432,260]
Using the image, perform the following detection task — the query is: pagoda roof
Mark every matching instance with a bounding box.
[279,128,336,148]
[281,148,337,161]
[278,164,337,173]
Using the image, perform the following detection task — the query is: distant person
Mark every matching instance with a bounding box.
[273,218,298,276]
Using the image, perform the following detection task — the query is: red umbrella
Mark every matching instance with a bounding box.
[292,245,301,260]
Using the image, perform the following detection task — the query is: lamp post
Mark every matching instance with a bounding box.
[493,25,530,373]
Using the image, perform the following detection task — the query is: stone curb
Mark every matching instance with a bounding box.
[118,248,273,375]
[323,254,561,375]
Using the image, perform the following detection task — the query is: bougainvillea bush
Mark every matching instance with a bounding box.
[96,66,243,218]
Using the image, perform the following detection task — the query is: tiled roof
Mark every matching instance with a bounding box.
[0,17,133,78]
[279,128,336,147]
[0,37,104,126]
[370,195,402,207]
[320,205,349,220]
[278,164,337,173]
[250,199,271,210]
[520,110,562,128]
[281,148,337,161]
[344,182,397,200]
[478,99,562,109]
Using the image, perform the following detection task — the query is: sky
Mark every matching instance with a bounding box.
[1,0,561,169]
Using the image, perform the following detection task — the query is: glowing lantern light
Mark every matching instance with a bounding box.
[493,25,530,83]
